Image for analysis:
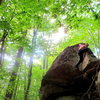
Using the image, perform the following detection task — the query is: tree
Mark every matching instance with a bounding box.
[5,47,23,100]
[24,29,37,100]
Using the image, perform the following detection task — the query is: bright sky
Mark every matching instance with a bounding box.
[51,27,67,43]
[43,27,68,44]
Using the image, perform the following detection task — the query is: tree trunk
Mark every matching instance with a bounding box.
[0,29,8,68]
[0,0,2,5]
[42,55,48,69]
[24,56,33,100]
[45,55,48,69]
[12,76,19,100]
[43,55,46,69]
[24,29,37,100]
[4,47,23,100]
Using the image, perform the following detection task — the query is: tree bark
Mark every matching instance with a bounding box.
[0,0,2,5]
[4,47,23,100]
[0,29,8,68]
[24,56,33,100]
[24,29,37,100]
[43,55,48,69]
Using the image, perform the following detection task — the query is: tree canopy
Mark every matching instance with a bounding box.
[0,0,100,100]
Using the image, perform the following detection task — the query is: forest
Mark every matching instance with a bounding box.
[0,0,100,100]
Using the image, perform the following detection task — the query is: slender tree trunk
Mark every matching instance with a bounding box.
[12,76,19,100]
[0,0,2,5]
[0,40,5,67]
[42,55,48,69]
[24,56,33,100]
[4,47,23,100]
[43,55,46,69]
[0,29,8,68]
[24,29,37,100]
[46,55,48,69]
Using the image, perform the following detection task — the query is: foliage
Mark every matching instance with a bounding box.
[0,0,100,100]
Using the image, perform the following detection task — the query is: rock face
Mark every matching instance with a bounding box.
[40,43,100,100]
